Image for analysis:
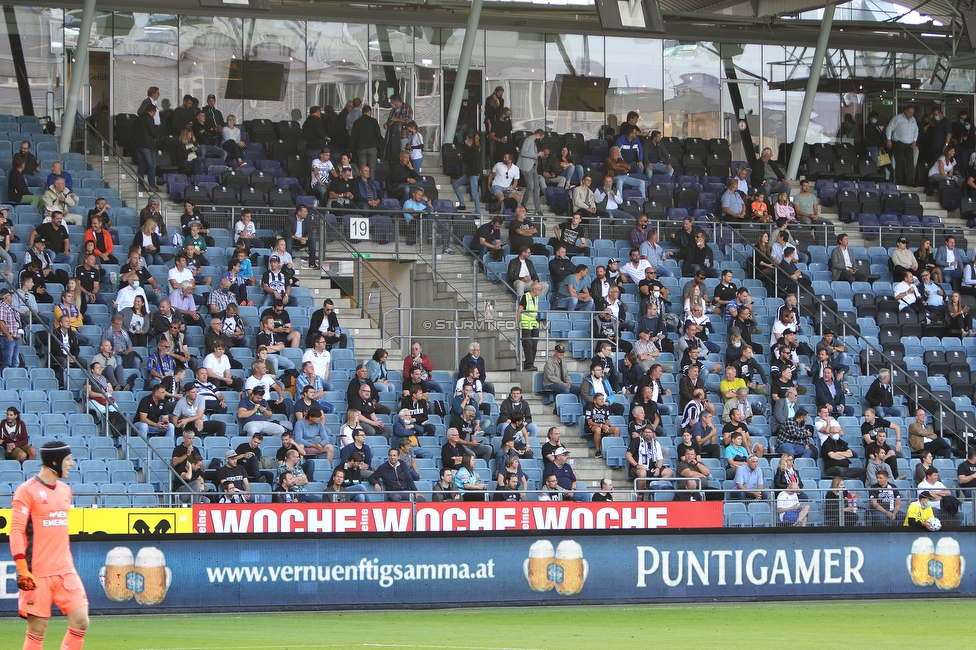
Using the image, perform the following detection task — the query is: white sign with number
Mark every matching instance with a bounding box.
[349,216,370,240]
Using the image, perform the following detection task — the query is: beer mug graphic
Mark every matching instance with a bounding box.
[552,540,589,596]
[934,538,965,591]
[523,540,555,592]
[907,537,936,587]
[98,546,135,602]
[131,547,172,606]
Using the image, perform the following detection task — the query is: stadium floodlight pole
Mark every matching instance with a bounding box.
[444,0,484,147]
[786,2,836,181]
[59,0,97,154]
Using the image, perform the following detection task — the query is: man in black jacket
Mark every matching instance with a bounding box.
[507,246,549,298]
[132,106,160,191]
[750,147,789,200]
[306,298,347,349]
[350,105,384,169]
[282,205,318,269]
[49,314,80,389]
[388,151,421,202]
[302,105,329,158]
[169,94,197,136]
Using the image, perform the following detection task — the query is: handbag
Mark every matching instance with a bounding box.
[877,152,891,167]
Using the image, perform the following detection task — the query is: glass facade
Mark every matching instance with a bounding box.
[0,10,971,154]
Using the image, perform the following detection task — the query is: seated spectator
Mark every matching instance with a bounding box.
[733,455,766,501]
[401,341,443,393]
[85,216,117,265]
[135,384,175,438]
[169,280,202,325]
[777,482,810,526]
[115,274,148,314]
[119,249,160,305]
[348,363,391,415]
[294,400,334,458]
[682,231,720,278]
[237,384,288,437]
[449,405,492,461]
[777,246,811,292]
[42,177,82,225]
[348,382,385,437]
[865,369,905,417]
[908,408,954,459]
[821,430,865,479]
[399,386,435,437]
[172,383,226,438]
[245,361,293,419]
[554,264,594,312]
[391,409,433,458]
[459,341,488,386]
[1,406,34,464]
[369,447,424,502]
[261,256,292,307]
[354,164,382,211]
[626,426,674,497]
[305,298,347,349]
[814,367,852,418]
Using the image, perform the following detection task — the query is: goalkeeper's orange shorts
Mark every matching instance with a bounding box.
[19,572,88,619]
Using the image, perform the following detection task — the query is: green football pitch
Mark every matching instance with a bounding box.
[0,600,969,649]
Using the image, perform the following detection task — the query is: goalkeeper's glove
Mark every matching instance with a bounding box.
[15,558,35,591]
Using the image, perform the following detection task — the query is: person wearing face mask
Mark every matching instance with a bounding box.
[820,427,865,479]
[113,274,147,312]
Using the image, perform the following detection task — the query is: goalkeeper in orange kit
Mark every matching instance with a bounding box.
[9,440,89,650]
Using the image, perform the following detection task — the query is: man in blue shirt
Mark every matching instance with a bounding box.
[720,178,746,222]
[555,264,594,311]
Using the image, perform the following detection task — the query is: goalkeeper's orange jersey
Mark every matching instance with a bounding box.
[9,476,76,577]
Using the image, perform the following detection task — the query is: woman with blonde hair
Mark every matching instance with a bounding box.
[138,217,165,265]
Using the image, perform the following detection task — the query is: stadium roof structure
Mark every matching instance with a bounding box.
[13,0,976,55]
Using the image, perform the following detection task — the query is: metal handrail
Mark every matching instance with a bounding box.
[719,223,976,447]
[13,289,189,492]
[74,116,146,202]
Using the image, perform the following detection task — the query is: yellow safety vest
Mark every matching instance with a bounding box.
[520,293,539,330]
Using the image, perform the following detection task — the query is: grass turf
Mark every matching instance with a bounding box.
[0,600,969,649]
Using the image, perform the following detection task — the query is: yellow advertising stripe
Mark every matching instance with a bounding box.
[0,508,194,536]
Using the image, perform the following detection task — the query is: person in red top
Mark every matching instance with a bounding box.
[10,440,89,650]
[83,215,117,264]
[401,341,443,393]
[1,405,34,463]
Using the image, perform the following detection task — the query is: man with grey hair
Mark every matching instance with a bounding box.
[734,454,766,501]
[517,129,544,215]
[169,279,201,324]
[750,147,789,200]
[865,368,905,418]
[458,341,488,386]
[449,404,492,461]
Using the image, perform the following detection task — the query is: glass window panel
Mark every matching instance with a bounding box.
[664,41,720,139]
[546,33,605,137]
[248,19,307,122]
[0,9,64,118]
[178,16,244,128]
[306,22,368,116]
[438,27,485,68]
[486,31,545,133]
[369,25,414,63]
[112,14,179,117]
[605,37,663,138]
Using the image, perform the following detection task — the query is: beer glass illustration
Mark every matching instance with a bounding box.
[907,537,936,587]
[934,538,965,591]
[523,540,555,592]
[98,546,135,602]
[132,547,172,605]
[553,540,589,596]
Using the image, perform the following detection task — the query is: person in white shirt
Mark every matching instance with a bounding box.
[928,145,961,186]
[814,405,843,446]
[233,209,257,246]
[310,149,334,201]
[114,274,148,312]
[168,254,195,291]
[620,248,652,284]
[488,154,521,212]
[893,270,923,315]
[301,335,332,383]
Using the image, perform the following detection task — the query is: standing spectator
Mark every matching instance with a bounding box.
[451,131,481,214]
[131,104,159,191]
[302,105,330,154]
[885,105,919,185]
[350,104,384,168]
[517,129,544,215]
